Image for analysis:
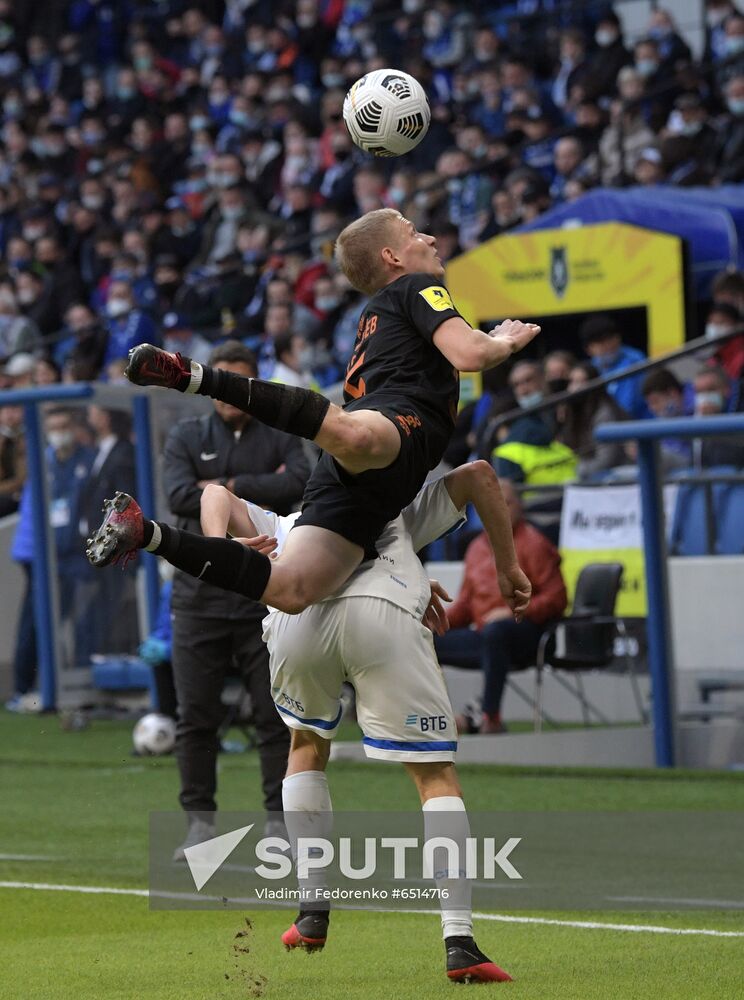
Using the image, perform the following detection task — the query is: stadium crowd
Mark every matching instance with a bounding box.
[0,0,743,500]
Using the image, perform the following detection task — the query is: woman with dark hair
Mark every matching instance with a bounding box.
[559,361,629,480]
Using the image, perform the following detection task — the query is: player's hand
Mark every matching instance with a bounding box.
[234,534,279,558]
[488,319,541,355]
[423,579,452,636]
[497,564,532,623]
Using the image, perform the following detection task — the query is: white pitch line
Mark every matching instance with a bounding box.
[0,854,59,862]
[1,881,744,938]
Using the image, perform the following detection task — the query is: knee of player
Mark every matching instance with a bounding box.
[201,481,227,504]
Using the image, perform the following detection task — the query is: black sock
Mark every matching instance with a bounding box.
[151,523,272,602]
[196,367,330,441]
[142,520,154,546]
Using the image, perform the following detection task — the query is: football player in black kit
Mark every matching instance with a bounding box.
[87,209,539,615]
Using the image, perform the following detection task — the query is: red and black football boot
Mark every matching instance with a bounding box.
[281,910,329,953]
[125,343,194,391]
[86,492,145,568]
[446,936,513,984]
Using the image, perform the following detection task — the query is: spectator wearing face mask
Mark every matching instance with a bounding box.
[647,9,692,72]
[588,12,632,99]
[716,73,744,183]
[704,0,739,64]
[102,278,158,368]
[14,270,58,338]
[579,314,650,419]
[692,365,744,467]
[493,360,578,487]
[703,301,744,380]
[161,312,212,365]
[7,407,95,712]
[270,332,317,390]
[0,282,41,360]
[56,302,108,381]
[641,367,693,469]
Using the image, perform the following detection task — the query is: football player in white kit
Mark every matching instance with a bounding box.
[200,459,530,984]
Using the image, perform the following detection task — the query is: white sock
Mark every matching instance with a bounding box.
[282,770,333,911]
[144,521,162,552]
[185,360,203,394]
[422,795,473,939]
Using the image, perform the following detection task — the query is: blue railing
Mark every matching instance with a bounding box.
[595,414,744,768]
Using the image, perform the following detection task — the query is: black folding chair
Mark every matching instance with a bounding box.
[534,562,646,731]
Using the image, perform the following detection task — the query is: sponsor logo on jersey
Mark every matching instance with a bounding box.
[419,285,455,311]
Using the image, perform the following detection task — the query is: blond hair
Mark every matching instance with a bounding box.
[334,208,402,296]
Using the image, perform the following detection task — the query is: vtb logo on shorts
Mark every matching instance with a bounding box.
[405,713,448,732]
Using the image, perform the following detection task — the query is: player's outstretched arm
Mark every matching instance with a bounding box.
[433,317,540,372]
[443,460,532,621]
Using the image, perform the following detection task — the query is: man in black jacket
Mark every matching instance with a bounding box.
[80,405,138,656]
[163,341,309,859]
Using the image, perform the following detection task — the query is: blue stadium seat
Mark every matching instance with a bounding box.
[715,482,744,555]
[669,467,737,556]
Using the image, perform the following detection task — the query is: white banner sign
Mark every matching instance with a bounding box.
[560,485,677,551]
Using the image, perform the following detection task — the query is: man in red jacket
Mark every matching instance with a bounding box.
[434,479,567,733]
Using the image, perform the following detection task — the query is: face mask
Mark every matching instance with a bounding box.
[82,194,104,211]
[695,390,724,412]
[423,14,445,39]
[663,400,682,417]
[156,279,179,295]
[594,349,621,368]
[45,142,66,157]
[705,323,731,340]
[29,52,49,66]
[17,287,37,305]
[388,186,406,205]
[3,99,21,117]
[650,26,672,40]
[724,36,744,56]
[82,130,103,146]
[205,44,223,57]
[298,346,314,369]
[635,59,658,78]
[297,14,316,28]
[518,390,543,409]
[48,430,74,451]
[0,291,16,308]
[221,205,243,220]
[595,29,618,47]
[229,110,250,127]
[208,171,239,188]
[322,73,345,88]
[107,297,130,318]
[209,93,230,107]
[134,55,152,72]
[189,115,209,131]
[191,143,212,157]
[727,97,744,115]
[116,86,135,100]
[680,120,702,136]
[316,295,339,312]
[23,226,45,243]
[403,0,424,12]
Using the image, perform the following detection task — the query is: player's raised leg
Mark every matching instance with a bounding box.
[405,762,513,984]
[125,345,402,475]
[85,493,363,614]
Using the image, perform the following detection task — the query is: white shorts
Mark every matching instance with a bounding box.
[263,596,457,763]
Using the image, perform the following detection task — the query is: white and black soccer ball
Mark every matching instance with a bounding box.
[133,713,176,756]
[343,68,430,157]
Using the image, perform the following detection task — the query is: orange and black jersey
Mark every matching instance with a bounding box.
[342,272,462,433]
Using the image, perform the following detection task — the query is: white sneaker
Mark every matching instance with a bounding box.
[172,818,216,863]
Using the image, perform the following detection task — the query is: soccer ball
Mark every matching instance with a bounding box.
[343,68,430,157]
[133,713,176,755]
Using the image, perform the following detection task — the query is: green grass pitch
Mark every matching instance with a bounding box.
[1,713,743,999]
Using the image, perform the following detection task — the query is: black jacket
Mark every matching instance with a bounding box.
[80,437,136,538]
[163,412,310,619]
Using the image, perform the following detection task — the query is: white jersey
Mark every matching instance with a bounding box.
[246,475,465,620]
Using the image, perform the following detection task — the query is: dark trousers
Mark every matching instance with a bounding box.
[12,564,36,695]
[434,619,545,716]
[171,612,289,817]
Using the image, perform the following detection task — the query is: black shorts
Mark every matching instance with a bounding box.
[293,398,450,559]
